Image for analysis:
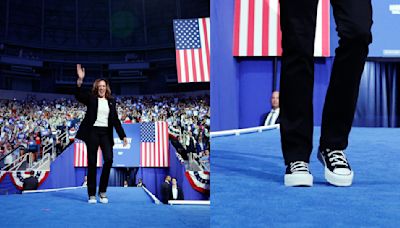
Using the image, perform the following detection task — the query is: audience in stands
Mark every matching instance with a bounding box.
[0,98,84,157]
[199,149,210,171]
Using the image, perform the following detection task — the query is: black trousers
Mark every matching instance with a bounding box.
[87,127,113,196]
[279,0,373,165]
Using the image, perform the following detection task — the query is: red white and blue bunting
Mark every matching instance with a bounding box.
[185,171,210,194]
[9,171,50,190]
[0,171,7,183]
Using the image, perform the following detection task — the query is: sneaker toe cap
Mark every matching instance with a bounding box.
[333,168,351,175]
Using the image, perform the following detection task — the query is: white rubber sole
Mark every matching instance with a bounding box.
[99,197,108,204]
[324,167,354,187]
[284,173,313,187]
[88,199,97,204]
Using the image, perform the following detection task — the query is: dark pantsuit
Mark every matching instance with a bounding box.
[279,0,373,165]
[87,127,113,197]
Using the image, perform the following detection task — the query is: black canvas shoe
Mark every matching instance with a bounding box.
[318,148,354,186]
[284,161,313,187]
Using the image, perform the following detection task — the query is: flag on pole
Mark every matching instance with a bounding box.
[173,18,210,83]
[233,0,330,57]
[74,140,102,167]
[140,122,169,167]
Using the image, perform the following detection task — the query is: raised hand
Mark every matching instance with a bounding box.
[77,64,85,80]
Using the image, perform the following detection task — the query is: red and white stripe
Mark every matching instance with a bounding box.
[140,122,169,167]
[185,171,210,193]
[9,171,50,190]
[175,17,210,83]
[233,0,330,57]
[0,171,7,183]
[74,142,102,167]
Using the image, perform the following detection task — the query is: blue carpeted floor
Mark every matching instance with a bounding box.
[211,127,400,227]
[0,187,209,227]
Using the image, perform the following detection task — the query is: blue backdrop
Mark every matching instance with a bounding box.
[211,0,400,131]
[112,124,140,167]
[330,0,400,57]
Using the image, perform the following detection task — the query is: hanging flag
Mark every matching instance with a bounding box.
[0,171,7,183]
[233,0,330,57]
[173,18,210,83]
[73,140,102,167]
[9,171,50,190]
[185,171,210,194]
[140,122,169,167]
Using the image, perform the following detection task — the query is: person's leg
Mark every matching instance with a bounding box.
[320,0,372,149]
[98,131,113,196]
[279,0,319,165]
[87,130,100,198]
[318,0,372,186]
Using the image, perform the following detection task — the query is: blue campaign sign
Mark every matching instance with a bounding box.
[369,1,400,57]
[330,1,400,57]
[112,124,140,167]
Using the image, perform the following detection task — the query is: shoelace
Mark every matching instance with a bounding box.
[290,161,309,173]
[327,150,349,167]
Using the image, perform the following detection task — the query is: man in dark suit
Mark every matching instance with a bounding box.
[263,91,280,126]
[23,170,38,191]
[161,175,171,204]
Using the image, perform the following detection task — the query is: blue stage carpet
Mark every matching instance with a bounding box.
[0,187,209,227]
[211,127,400,227]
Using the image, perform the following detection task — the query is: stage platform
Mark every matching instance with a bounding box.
[211,127,400,227]
[1,187,209,227]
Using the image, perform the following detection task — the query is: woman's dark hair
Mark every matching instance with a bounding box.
[92,79,112,99]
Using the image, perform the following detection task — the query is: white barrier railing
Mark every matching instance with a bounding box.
[42,141,53,159]
[210,124,279,138]
[142,186,161,204]
[59,131,68,149]
[30,153,51,170]
[22,186,84,194]
[7,153,29,171]
[168,200,210,205]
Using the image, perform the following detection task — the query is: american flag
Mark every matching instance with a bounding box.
[233,0,330,57]
[140,122,169,167]
[173,18,210,83]
[74,140,102,167]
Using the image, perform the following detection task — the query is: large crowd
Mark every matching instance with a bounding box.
[0,93,210,171]
[0,96,84,166]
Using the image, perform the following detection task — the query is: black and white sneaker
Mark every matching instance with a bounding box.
[99,192,109,204]
[318,148,354,186]
[284,161,313,187]
[88,196,97,204]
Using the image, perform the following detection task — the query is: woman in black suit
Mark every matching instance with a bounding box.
[75,64,128,204]
[169,178,184,201]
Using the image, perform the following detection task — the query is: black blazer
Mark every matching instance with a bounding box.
[161,181,171,204]
[23,176,38,191]
[169,186,184,200]
[74,86,126,146]
[261,110,280,126]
